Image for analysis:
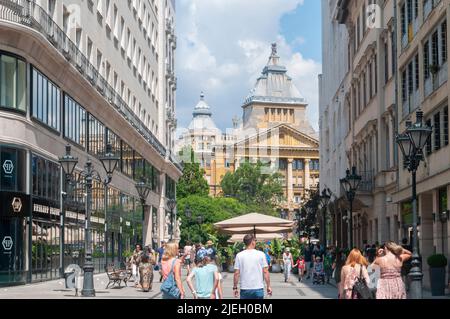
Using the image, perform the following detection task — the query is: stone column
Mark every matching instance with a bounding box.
[143,205,152,247]
[158,171,167,245]
[304,159,310,190]
[287,158,294,219]
[235,157,241,169]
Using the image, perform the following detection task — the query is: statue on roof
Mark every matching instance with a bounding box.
[271,43,277,56]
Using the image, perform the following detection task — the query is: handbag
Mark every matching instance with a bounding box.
[160,259,181,299]
[352,266,373,299]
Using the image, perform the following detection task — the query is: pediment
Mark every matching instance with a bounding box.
[236,124,319,149]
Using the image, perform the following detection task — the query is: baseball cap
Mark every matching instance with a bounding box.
[196,248,208,261]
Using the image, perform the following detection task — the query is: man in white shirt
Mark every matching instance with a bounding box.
[233,234,272,299]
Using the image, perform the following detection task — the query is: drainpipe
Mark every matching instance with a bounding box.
[393,0,399,190]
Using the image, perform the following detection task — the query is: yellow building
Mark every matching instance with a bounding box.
[177,44,320,218]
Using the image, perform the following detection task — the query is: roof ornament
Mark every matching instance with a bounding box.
[271,43,277,56]
[200,91,205,100]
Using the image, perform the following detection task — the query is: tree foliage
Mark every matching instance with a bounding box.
[176,148,209,199]
[177,195,252,246]
[220,162,284,212]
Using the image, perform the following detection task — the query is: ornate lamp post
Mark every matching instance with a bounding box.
[320,188,331,247]
[58,145,78,278]
[340,166,362,250]
[59,144,119,297]
[396,109,432,299]
[135,180,152,245]
[167,198,177,241]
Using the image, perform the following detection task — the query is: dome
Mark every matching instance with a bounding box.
[187,92,220,132]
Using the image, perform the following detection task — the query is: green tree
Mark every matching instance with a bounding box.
[221,162,284,211]
[176,147,209,199]
[177,195,252,246]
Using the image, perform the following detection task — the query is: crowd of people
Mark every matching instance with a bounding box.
[125,236,414,300]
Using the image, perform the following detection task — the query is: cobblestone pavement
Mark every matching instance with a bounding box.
[0,268,337,299]
[0,268,447,299]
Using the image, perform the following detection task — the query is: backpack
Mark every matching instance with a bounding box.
[352,266,373,299]
[160,259,181,299]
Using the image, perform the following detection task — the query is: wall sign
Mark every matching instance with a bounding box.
[2,160,14,175]
[12,197,22,213]
[2,236,13,252]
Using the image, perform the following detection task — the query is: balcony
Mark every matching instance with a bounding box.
[357,170,375,193]
[0,0,176,166]
[425,62,448,97]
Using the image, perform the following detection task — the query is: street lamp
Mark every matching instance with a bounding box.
[99,144,120,267]
[396,109,432,299]
[340,166,362,250]
[58,145,78,278]
[320,188,331,247]
[167,198,177,241]
[135,180,152,245]
[59,144,119,297]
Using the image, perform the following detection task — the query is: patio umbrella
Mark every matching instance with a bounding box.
[228,233,284,243]
[215,213,295,237]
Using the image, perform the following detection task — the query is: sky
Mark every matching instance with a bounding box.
[175,0,322,133]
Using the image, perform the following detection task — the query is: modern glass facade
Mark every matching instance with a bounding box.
[0,50,177,286]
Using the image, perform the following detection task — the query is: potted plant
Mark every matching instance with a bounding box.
[427,254,448,296]
[270,239,283,273]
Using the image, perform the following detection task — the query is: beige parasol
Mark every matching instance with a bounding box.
[214,213,295,237]
[228,233,284,243]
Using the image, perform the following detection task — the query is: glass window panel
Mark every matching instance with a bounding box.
[32,69,37,116]
[0,55,16,108]
[42,77,47,124]
[17,60,26,111]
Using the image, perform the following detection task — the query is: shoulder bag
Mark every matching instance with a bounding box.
[352,265,373,299]
[160,259,181,299]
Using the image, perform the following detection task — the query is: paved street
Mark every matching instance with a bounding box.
[0,268,338,299]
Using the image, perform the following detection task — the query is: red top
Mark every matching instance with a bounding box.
[296,260,305,269]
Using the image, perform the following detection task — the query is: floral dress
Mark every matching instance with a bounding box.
[376,267,406,299]
[342,265,368,299]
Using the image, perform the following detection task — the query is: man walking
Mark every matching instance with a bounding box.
[233,234,272,299]
[157,241,166,282]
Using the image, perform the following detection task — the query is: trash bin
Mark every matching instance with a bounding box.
[64,270,76,289]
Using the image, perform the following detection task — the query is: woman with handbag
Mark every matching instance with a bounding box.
[372,242,411,299]
[339,249,370,299]
[160,242,185,299]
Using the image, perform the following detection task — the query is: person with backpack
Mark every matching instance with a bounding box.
[339,249,370,299]
[160,242,185,299]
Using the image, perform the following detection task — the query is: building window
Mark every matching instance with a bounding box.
[444,106,449,146]
[87,114,105,157]
[426,119,432,155]
[0,54,26,112]
[423,40,430,79]
[31,154,60,202]
[434,112,441,151]
[310,159,320,171]
[122,142,133,178]
[32,67,61,131]
[64,94,86,147]
[293,159,304,171]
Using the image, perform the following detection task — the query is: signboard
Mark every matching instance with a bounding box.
[12,197,22,213]
[2,236,13,252]
[2,160,14,175]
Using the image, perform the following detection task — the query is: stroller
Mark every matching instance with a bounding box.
[312,257,326,285]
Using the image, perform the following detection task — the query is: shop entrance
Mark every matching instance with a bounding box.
[31,220,60,282]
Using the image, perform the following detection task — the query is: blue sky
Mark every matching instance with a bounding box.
[175,0,322,133]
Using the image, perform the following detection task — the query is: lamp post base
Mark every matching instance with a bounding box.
[408,255,423,299]
[81,262,96,297]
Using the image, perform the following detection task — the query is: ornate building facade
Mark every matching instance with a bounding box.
[320,0,449,290]
[177,44,320,218]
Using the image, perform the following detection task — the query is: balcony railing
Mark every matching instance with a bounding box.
[425,62,448,97]
[358,170,375,192]
[0,0,182,170]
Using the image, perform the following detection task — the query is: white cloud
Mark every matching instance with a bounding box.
[176,0,320,131]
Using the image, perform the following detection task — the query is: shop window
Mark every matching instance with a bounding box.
[31,154,60,202]
[0,53,26,112]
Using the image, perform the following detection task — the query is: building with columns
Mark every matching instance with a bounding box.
[320,0,449,289]
[0,0,181,286]
[177,44,320,217]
